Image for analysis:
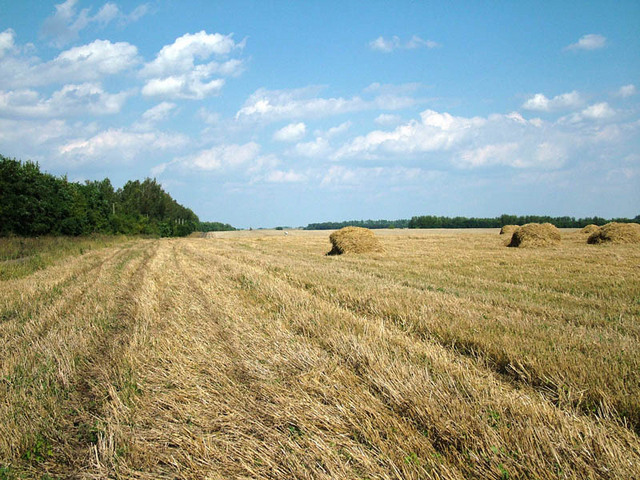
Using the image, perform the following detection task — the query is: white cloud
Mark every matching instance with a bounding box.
[133,101,177,131]
[559,102,617,124]
[59,128,188,161]
[41,0,149,48]
[331,108,588,171]
[375,113,402,126]
[335,109,487,160]
[173,142,260,171]
[142,74,225,99]
[580,102,616,120]
[237,86,366,121]
[522,91,583,111]
[320,121,352,138]
[319,165,429,188]
[369,35,439,52]
[566,34,607,51]
[0,39,139,88]
[0,83,130,118]
[616,84,636,98]
[141,31,242,77]
[458,143,520,168]
[140,31,244,100]
[265,169,306,183]
[293,137,331,158]
[141,102,176,123]
[273,122,306,142]
[0,29,16,58]
[236,86,416,123]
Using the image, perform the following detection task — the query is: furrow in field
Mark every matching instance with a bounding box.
[0,239,158,478]
[209,236,640,431]
[100,240,459,479]
[172,239,640,479]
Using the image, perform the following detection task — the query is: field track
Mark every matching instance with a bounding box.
[1,230,639,478]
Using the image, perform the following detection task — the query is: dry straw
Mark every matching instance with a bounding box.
[587,222,640,244]
[508,223,561,248]
[327,226,383,255]
[499,225,519,235]
[580,224,600,235]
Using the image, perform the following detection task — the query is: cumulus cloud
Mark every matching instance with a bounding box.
[375,113,402,126]
[265,169,306,183]
[172,142,260,171]
[581,102,616,120]
[273,122,306,142]
[141,102,176,123]
[616,84,636,98]
[59,127,188,161]
[41,0,149,48]
[236,86,416,122]
[292,137,331,158]
[141,31,242,77]
[0,83,130,118]
[142,74,225,99]
[319,121,352,138]
[458,143,520,168]
[0,38,139,88]
[522,91,583,111]
[0,29,16,58]
[335,109,487,160]
[237,86,366,121]
[331,108,585,171]
[565,34,607,51]
[140,31,244,99]
[369,35,439,52]
[133,101,177,131]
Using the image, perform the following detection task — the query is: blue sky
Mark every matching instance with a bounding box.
[0,0,638,228]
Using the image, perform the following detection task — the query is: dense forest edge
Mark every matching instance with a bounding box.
[0,155,204,237]
[306,214,640,230]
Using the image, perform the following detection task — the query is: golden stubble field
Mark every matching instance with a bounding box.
[1,229,639,479]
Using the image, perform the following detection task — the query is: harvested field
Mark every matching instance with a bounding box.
[1,229,639,478]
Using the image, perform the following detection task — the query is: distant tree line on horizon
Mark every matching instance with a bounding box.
[407,214,640,229]
[198,221,236,232]
[305,219,410,230]
[305,214,639,231]
[1,155,199,237]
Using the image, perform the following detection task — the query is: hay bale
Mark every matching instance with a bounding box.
[327,227,383,255]
[500,225,519,235]
[587,222,640,244]
[580,224,600,235]
[508,223,561,248]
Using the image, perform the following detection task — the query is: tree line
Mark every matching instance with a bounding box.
[305,214,639,231]
[408,214,640,229]
[198,221,236,232]
[0,155,199,237]
[305,219,410,230]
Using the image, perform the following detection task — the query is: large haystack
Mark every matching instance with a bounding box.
[327,226,383,255]
[580,224,600,235]
[508,223,561,248]
[500,225,519,235]
[587,222,640,244]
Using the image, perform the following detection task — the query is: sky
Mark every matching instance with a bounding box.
[0,1,638,228]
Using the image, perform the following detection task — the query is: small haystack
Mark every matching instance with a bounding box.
[587,222,640,244]
[327,226,383,255]
[580,224,600,235]
[508,223,561,248]
[500,225,519,235]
